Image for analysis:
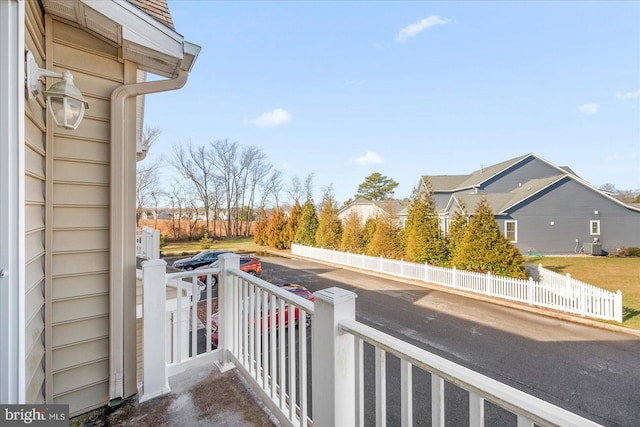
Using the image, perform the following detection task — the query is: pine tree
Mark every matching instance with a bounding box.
[315,192,342,249]
[295,200,319,246]
[340,210,364,253]
[356,172,399,201]
[451,197,526,278]
[403,181,448,265]
[366,214,401,258]
[446,201,468,265]
[281,201,302,249]
[253,208,269,245]
[266,209,288,249]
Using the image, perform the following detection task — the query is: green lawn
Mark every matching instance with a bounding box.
[526,256,640,329]
[161,236,262,256]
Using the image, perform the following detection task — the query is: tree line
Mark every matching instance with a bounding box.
[136,129,317,240]
[254,180,527,279]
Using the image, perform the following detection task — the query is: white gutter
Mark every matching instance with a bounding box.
[109,69,189,401]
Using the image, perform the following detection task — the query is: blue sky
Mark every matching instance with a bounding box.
[144,1,640,204]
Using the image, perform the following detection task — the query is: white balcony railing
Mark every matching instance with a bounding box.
[140,253,602,426]
[136,226,160,260]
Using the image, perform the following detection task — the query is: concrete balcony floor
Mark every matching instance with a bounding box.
[72,362,278,426]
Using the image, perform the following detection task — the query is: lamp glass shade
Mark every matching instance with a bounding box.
[43,71,88,130]
[47,96,85,129]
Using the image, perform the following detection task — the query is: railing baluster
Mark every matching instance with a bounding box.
[279,298,286,410]
[400,359,412,427]
[469,392,484,427]
[517,414,534,427]
[270,293,277,401]
[432,373,445,427]
[288,303,297,421]
[299,309,308,427]
[191,277,198,358]
[356,337,364,427]
[375,347,386,427]
[262,289,269,390]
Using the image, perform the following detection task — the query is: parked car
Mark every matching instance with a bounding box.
[210,283,314,347]
[196,256,263,285]
[171,250,233,270]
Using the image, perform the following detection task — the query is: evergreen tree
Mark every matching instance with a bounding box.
[281,201,302,249]
[361,217,378,251]
[315,191,342,249]
[340,210,364,253]
[253,207,269,245]
[356,172,399,201]
[451,197,527,278]
[446,201,468,265]
[266,209,288,249]
[295,200,319,246]
[366,214,401,258]
[403,181,448,265]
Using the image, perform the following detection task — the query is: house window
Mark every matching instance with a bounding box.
[590,220,600,235]
[505,220,517,242]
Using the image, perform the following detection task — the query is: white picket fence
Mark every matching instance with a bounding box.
[291,244,623,323]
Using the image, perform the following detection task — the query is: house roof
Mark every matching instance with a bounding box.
[339,197,409,217]
[41,0,200,77]
[449,172,640,216]
[126,0,175,30]
[423,153,579,193]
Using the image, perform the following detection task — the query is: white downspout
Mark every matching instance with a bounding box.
[0,0,26,404]
[109,69,188,401]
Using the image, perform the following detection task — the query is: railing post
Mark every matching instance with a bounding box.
[151,229,160,259]
[615,290,623,323]
[486,271,492,296]
[424,262,429,283]
[217,253,240,371]
[140,259,170,402]
[312,287,357,427]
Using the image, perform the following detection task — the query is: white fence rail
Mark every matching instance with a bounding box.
[136,226,160,260]
[140,254,603,426]
[291,244,623,323]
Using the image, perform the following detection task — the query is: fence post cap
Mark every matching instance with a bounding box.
[141,258,166,268]
[314,287,357,304]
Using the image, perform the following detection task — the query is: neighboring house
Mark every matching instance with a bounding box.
[1,0,199,416]
[338,197,409,227]
[419,153,640,255]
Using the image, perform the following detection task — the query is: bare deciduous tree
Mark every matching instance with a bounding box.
[170,141,216,236]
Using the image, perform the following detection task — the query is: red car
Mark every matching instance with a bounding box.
[211,284,314,347]
[196,255,262,285]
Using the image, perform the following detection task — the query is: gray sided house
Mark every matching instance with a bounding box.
[338,197,409,228]
[421,153,640,255]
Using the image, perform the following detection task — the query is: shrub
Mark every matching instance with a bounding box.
[200,232,212,249]
[627,247,640,257]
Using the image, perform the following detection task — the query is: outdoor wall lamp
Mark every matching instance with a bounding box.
[25,51,88,130]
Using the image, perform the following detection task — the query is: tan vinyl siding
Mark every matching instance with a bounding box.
[24,1,47,406]
[49,19,124,415]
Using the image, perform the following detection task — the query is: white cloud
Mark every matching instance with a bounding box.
[616,90,640,99]
[250,108,292,127]
[396,15,451,43]
[354,151,384,166]
[578,103,599,115]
